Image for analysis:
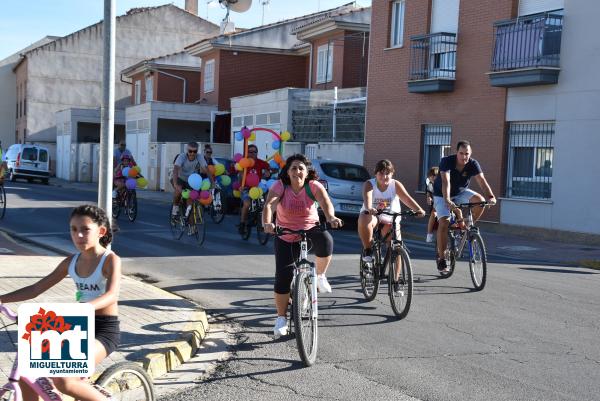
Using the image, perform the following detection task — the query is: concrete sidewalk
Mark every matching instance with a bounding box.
[0,251,209,382]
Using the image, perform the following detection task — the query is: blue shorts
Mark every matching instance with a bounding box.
[433,189,479,218]
[241,189,250,202]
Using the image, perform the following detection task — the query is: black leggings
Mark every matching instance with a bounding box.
[274,228,334,294]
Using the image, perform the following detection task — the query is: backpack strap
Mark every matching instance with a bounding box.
[304,181,317,203]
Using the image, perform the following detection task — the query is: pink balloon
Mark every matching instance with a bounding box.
[242,127,251,139]
[232,181,241,190]
[200,190,210,199]
[246,173,259,187]
[233,153,242,162]
[189,190,200,200]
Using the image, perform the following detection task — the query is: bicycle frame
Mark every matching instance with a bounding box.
[449,203,484,259]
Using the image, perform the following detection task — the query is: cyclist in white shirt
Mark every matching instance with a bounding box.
[358,159,425,262]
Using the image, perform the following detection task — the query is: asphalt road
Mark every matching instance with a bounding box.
[1,181,599,401]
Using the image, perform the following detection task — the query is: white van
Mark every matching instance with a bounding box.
[3,144,51,184]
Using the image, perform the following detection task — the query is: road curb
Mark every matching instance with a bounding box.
[143,309,209,379]
[0,227,70,256]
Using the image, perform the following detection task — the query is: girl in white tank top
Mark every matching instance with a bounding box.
[0,205,121,401]
[360,178,401,224]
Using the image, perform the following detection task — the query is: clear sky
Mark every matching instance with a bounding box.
[0,0,371,60]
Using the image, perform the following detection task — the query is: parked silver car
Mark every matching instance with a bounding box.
[311,159,370,217]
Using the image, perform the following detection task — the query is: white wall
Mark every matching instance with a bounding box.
[503,2,600,234]
[23,6,218,144]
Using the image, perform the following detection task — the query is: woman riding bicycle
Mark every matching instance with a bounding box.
[0,205,121,401]
[263,154,343,338]
[358,159,425,263]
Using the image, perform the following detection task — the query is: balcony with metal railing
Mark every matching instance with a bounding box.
[488,12,563,87]
[408,32,457,93]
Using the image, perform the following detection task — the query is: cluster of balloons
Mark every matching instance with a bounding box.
[184,162,231,206]
[232,127,293,200]
[122,166,148,189]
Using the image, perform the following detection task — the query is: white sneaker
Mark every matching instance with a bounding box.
[426,233,435,243]
[171,205,179,216]
[317,274,332,293]
[273,316,288,338]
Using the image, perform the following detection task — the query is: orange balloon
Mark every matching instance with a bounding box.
[207,165,216,176]
[274,153,283,164]
[279,161,286,168]
[247,158,255,168]
[127,168,137,178]
[200,195,212,206]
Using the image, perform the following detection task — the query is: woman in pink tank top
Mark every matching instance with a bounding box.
[262,154,343,338]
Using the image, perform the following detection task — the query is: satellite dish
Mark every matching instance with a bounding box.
[219,0,252,13]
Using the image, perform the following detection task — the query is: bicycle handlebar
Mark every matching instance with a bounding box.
[274,223,326,236]
[456,201,496,208]
[0,304,17,321]
[362,209,420,217]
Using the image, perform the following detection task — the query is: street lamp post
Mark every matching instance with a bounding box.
[99,0,116,224]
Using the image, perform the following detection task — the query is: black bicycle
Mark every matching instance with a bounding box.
[112,188,137,222]
[169,198,206,246]
[275,225,323,367]
[241,196,270,245]
[0,183,6,219]
[359,209,418,319]
[440,201,494,291]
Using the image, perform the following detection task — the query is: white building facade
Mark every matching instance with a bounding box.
[498,0,600,235]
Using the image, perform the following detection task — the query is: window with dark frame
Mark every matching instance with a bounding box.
[506,122,554,199]
[421,124,452,190]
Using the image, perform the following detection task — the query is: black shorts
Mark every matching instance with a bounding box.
[174,177,193,191]
[95,315,120,356]
[273,228,333,294]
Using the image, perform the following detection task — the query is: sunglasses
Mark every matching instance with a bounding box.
[205,151,212,154]
[188,149,198,154]
[248,150,257,154]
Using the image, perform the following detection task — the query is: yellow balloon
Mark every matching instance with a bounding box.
[136,177,148,188]
[214,164,225,176]
[249,132,256,141]
[249,187,261,200]
[281,131,291,141]
[233,190,241,198]
[235,162,243,171]
[133,165,141,174]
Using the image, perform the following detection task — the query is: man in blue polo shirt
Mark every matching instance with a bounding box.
[433,140,496,272]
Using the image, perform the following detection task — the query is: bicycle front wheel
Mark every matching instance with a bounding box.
[169,206,185,240]
[388,247,413,319]
[210,189,225,224]
[256,210,270,245]
[126,190,138,222]
[112,196,121,219]
[468,232,487,291]
[0,185,6,219]
[94,361,155,401]
[193,202,206,246]
[293,271,318,367]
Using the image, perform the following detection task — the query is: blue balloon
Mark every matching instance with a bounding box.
[271,140,280,149]
[122,167,130,177]
[235,131,243,141]
[267,179,277,189]
[269,159,279,169]
[188,173,202,190]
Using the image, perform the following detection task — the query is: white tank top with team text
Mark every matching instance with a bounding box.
[362,178,401,224]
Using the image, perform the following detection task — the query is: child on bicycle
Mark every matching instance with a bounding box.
[425,166,439,243]
[113,153,137,199]
[0,205,121,401]
[358,159,426,262]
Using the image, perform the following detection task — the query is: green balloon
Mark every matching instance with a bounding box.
[182,189,190,199]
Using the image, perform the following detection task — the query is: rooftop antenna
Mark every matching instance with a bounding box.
[261,0,271,25]
[218,0,252,33]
